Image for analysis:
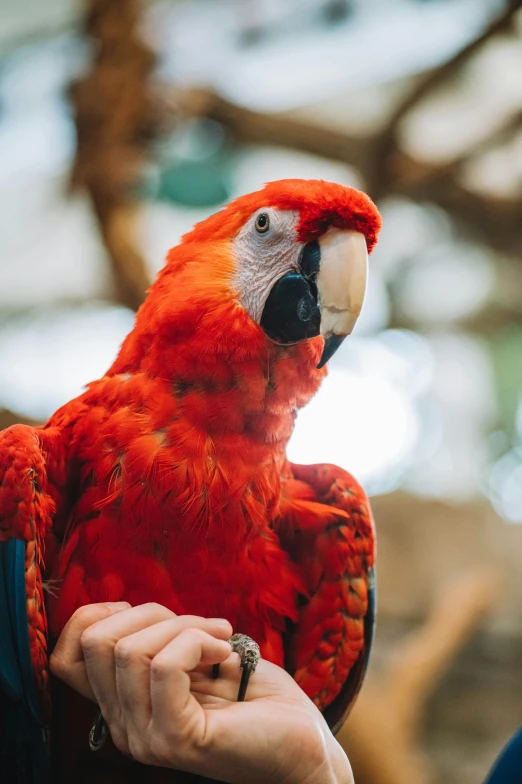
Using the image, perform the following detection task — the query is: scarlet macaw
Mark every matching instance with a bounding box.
[0,179,380,782]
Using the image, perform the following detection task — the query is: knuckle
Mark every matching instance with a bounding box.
[72,604,105,630]
[150,655,169,681]
[178,627,197,643]
[80,626,104,656]
[72,604,95,624]
[141,602,177,621]
[48,651,64,678]
[127,734,148,764]
[143,602,168,615]
[109,725,130,757]
[181,627,206,646]
[114,638,138,668]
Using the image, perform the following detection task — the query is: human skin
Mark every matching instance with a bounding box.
[49,603,354,784]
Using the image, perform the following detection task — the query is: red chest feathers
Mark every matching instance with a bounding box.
[49,394,303,664]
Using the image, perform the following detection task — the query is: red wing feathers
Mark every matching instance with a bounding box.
[276,462,376,732]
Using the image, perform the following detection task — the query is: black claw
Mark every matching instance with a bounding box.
[237,662,252,702]
[89,710,109,752]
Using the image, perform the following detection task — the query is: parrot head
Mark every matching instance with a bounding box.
[118,179,381,380]
[181,179,380,367]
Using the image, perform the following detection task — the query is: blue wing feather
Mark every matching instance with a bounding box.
[11,538,42,725]
[0,540,24,700]
[0,539,49,783]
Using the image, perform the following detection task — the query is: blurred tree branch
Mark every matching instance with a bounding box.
[174,87,369,170]
[0,409,41,431]
[175,85,522,259]
[69,0,166,310]
[368,0,522,196]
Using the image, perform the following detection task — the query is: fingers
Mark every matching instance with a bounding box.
[69,603,232,762]
[149,629,232,737]
[50,602,130,701]
[114,616,232,734]
[80,603,177,727]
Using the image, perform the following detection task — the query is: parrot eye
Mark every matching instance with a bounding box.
[255,213,270,233]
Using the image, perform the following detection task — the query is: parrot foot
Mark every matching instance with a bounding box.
[213,633,261,702]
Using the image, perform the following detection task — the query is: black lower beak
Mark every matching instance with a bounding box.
[317,334,346,369]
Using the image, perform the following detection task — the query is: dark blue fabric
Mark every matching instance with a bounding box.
[485,727,522,784]
[0,539,49,783]
[0,539,24,700]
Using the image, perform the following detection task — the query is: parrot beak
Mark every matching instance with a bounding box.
[316,229,368,369]
[259,227,368,364]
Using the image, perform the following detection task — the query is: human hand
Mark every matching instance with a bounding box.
[50,602,353,784]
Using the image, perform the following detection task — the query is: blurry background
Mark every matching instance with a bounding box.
[1,0,522,781]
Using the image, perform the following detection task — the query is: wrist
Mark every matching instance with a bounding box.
[284,721,353,784]
[302,737,352,784]
[324,735,354,784]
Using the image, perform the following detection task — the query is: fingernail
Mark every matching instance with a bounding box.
[106,602,130,611]
[209,618,231,629]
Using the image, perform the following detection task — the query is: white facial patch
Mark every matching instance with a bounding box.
[232,208,302,323]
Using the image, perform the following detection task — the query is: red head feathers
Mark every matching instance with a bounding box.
[182,179,381,251]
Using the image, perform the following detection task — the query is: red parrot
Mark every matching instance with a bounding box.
[0,179,380,783]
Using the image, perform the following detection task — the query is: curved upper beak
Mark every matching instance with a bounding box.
[316,229,368,368]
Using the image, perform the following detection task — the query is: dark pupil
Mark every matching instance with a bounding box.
[257,214,268,229]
